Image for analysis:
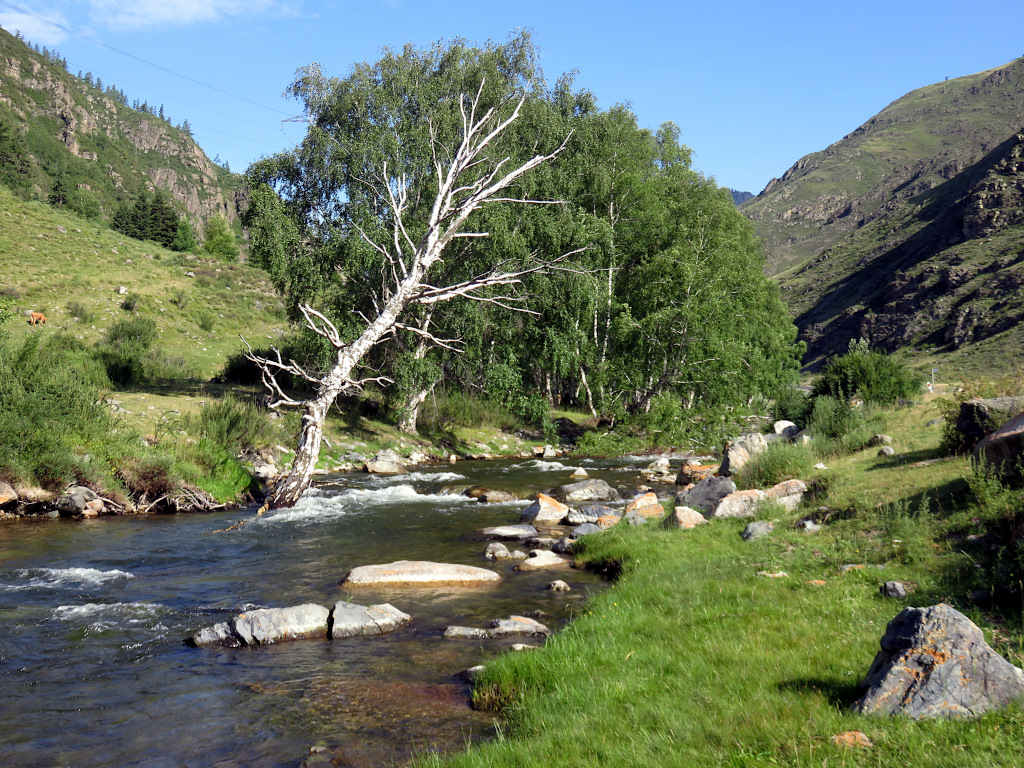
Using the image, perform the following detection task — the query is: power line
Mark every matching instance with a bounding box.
[0,0,294,117]
[64,58,292,149]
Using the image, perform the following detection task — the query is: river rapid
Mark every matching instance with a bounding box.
[0,456,650,767]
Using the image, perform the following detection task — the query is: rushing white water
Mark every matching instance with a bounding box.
[1,567,135,591]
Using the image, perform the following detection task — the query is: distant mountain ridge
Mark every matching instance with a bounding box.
[0,28,241,235]
[740,56,1024,371]
[728,188,753,205]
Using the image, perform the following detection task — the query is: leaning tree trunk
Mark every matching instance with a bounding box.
[397,382,434,435]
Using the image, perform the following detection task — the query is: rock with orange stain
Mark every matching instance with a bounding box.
[520,493,569,525]
[852,603,1024,718]
[831,731,872,748]
[807,579,827,587]
[662,506,708,530]
[624,492,664,518]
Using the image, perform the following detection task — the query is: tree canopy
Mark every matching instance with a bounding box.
[244,32,803,450]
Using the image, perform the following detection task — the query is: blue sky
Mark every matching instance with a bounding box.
[2,0,1021,194]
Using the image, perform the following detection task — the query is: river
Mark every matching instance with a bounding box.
[0,456,649,767]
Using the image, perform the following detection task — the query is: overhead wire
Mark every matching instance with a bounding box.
[0,0,294,117]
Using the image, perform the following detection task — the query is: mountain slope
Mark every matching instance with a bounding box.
[744,57,1024,278]
[0,28,241,235]
[785,129,1024,370]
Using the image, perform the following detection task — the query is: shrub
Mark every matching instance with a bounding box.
[771,387,812,425]
[807,395,859,440]
[812,338,922,405]
[120,293,140,312]
[95,317,159,386]
[196,397,279,455]
[169,288,189,309]
[196,310,216,333]
[67,300,94,322]
[0,334,114,489]
[734,442,816,490]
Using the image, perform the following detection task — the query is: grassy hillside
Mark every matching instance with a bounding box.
[744,57,1024,278]
[0,186,285,376]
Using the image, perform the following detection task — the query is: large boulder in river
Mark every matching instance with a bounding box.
[955,397,1024,453]
[548,478,620,503]
[973,411,1024,485]
[477,489,518,503]
[520,493,569,525]
[852,603,1024,718]
[331,602,410,638]
[565,504,615,525]
[719,433,768,476]
[189,604,330,647]
[343,560,501,587]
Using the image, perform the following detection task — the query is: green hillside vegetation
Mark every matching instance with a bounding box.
[0,28,241,235]
[744,57,1024,278]
[0,186,283,376]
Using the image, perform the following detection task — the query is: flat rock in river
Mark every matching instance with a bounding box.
[514,550,570,571]
[548,479,620,503]
[479,524,538,540]
[330,602,411,637]
[189,604,330,647]
[343,560,502,587]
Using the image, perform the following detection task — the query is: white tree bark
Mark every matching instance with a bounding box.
[250,85,575,509]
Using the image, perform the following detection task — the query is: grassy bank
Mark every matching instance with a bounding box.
[426,397,1024,768]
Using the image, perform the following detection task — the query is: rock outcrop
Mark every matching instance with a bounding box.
[972,409,1024,484]
[852,603,1024,718]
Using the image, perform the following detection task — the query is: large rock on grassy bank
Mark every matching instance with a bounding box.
[852,603,1024,718]
[719,433,768,476]
[973,411,1024,485]
[342,560,501,587]
[955,397,1024,452]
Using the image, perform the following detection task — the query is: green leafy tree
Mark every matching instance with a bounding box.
[0,113,32,195]
[203,215,239,260]
[171,218,199,252]
[244,32,580,507]
[47,166,70,208]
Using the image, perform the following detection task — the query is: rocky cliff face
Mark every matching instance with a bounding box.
[786,131,1024,367]
[0,29,241,234]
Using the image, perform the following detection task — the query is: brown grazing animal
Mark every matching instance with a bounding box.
[28,312,47,325]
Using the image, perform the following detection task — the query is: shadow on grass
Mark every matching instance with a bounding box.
[864,447,948,468]
[778,678,862,708]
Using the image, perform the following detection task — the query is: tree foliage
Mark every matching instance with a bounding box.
[111,189,180,247]
[244,32,803,447]
[812,338,922,405]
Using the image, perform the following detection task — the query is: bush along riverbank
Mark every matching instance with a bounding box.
[421,392,1024,768]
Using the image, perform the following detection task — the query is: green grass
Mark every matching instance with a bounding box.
[0,186,285,377]
[421,396,1024,768]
